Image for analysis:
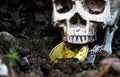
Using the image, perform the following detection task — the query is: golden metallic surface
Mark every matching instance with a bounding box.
[49,42,89,63]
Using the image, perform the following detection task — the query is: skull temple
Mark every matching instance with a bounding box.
[52,0,120,62]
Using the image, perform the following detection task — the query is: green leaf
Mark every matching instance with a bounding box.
[79,72,83,77]
[43,36,48,42]
[7,48,18,58]
[16,45,22,51]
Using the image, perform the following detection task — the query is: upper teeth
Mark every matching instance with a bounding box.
[67,36,96,44]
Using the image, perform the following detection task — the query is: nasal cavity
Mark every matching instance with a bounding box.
[70,13,86,28]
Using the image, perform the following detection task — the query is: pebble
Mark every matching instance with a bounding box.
[0,31,16,46]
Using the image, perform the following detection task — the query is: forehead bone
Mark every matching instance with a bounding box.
[53,0,120,25]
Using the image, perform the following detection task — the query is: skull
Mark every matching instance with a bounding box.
[52,0,120,62]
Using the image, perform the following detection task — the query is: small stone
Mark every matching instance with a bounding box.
[100,57,120,73]
[0,31,16,46]
[83,70,101,77]
[112,61,120,73]
[0,57,9,77]
[100,57,119,65]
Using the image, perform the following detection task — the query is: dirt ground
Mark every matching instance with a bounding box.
[0,0,120,77]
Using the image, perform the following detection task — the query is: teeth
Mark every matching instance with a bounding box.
[84,36,86,40]
[86,36,88,41]
[67,35,96,44]
[76,36,78,41]
[69,36,72,43]
[82,36,84,42]
[94,37,96,41]
[92,36,95,42]
[67,37,69,42]
[80,36,82,42]
[73,36,76,43]
[89,36,92,41]
[78,37,81,43]
[76,36,79,43]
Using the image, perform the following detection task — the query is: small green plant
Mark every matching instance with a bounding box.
[16,45,22,51]
[7,45,22,58]
[7,48,18,58]
[43,36,48,42]
[79,72,83,77]
[14,34,19,38]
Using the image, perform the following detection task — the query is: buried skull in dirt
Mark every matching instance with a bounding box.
[51,0,120,63]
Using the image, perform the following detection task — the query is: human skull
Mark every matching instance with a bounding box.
[52,0,120,43]
[52,0,120,62]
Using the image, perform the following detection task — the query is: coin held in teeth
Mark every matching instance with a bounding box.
[49,42,89,63]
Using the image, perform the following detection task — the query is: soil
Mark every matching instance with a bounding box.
[0,0,120,77]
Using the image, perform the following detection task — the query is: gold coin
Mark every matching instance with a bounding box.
[49,42,89,63]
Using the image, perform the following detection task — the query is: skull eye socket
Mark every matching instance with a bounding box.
[54,0,73,13]
[84,0,105,14]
